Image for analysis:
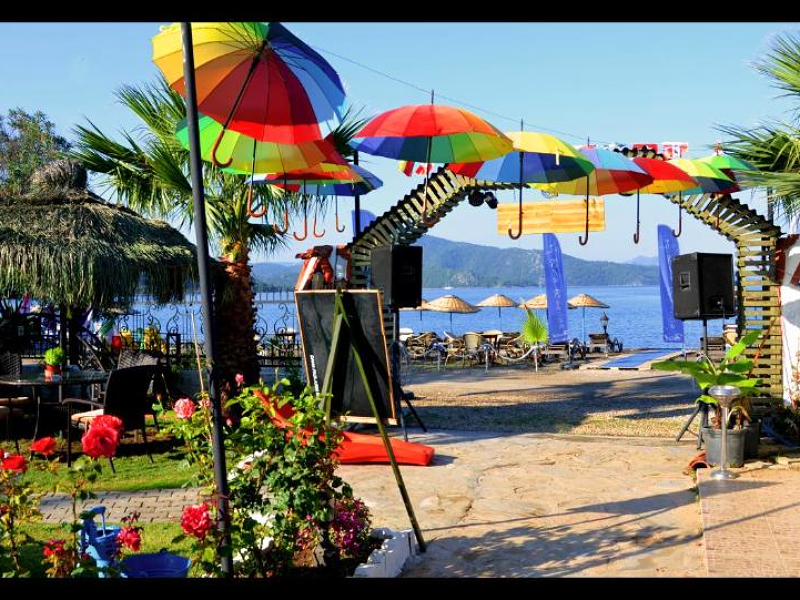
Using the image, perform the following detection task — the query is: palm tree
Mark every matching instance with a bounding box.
[69,76,366,389]
[718,32,800,222]
[521,308,548,372]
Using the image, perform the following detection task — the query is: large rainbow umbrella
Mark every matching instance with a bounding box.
[153,22,346,146]
[532,147,653,245]
[666,159,734,237]
[627,156,697,243]
[448,130,595,239]
[698,152,758,194]
[175,114,346,174]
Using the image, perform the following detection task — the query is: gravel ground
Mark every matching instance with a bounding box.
[403,361,699,438]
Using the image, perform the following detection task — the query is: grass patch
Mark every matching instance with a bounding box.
[6,522,193,577]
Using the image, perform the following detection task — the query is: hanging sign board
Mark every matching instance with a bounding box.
[295,289,397,425]
[496,198,605,236]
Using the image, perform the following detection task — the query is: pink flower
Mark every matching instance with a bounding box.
[174,398,196,420]
[235,373,244,385]
[181,503,213,540]
[81,424,119,459]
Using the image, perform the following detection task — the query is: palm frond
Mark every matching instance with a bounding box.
[753,33,800,105]
[521,308,548,345]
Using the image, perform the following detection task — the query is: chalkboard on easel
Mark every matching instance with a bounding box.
[295,290,397,424]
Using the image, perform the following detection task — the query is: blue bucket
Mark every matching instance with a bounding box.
[121,550,191,578]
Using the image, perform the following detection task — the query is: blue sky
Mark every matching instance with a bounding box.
[1,22,796,263]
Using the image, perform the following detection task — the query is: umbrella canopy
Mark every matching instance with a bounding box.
[667,159,734,194]
[567,293,609,309]
[175,114,346,173]
[0,161,198,308]
[426,294,479,331]
[533,147,652,196]
[399,298,430,311]
[568,294,610,344]
[153,21,345,143]
[448,132,595,183]
[272,164,383,197]
[253,163,364,186]
[351,104,512,163]
[476,293,518,308]
[519,294,577,310]
[697,153,758,173]
[633,157,698,194]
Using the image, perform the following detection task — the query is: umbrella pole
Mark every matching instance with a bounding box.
[181,23,233,577]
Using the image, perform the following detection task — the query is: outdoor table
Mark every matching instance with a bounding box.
[0,370,109,449]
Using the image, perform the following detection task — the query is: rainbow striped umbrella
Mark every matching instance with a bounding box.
[533,147,652,196]
[666,159,734,237]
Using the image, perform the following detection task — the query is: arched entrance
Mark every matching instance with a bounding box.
[347,167,783,399]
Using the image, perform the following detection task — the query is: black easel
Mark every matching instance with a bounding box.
[320,290,426,552]
[675,318,710,448]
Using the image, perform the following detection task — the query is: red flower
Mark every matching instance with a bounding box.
[1,453,27,473]
[81,424,120,459]
[30,437,57,457]
[181,503,213,540]
[43,539,67,558]
[174,398,195,420]
[117,527,141,552]
[92,414,124,434]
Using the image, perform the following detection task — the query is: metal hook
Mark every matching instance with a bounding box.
[312,212,326,238]
[246,184,267,218]
[633,190,641,244]
[672,192,683,237]
[210,127,233,168]
[293,199,309,241]
[335,196,345,233]
[508,188,523,240]
[273,210,289,234]
[578,177,590,245]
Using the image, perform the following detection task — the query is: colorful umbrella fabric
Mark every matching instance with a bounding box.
[532,147,652,196]
[252,163,364,185]
[448,132,594,184]
[175,114,346,174]
[351,104,512,163]
[667,159,734,194]
[697,153,758,173]
[633,157,697,195]
[153,22,345,144]
[268,164,382,196]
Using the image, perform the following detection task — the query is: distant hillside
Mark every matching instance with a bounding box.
[251,236,659,289]
[627,255,659,266]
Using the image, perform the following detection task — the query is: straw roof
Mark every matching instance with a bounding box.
[0,160,199,309]
[567,293,610,309]
[425,294,479,314]
[519,293,577,310]
[476,293,517,308]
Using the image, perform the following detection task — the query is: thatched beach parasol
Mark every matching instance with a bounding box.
[0,160,199,359]
[567,293,610,344]
[425,294,479,332]
[519,293,577,311]
[399,298,430,322]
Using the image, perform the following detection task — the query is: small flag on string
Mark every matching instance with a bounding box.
[398,161,433,176]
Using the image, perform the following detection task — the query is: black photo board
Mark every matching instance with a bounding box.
[295,290,397,424]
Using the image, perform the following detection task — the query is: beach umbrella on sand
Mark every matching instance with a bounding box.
[425,294,479,332]
[519,293,578,311]
[476,293,518,324]
[568,293,610,344]
[399,298,430,322]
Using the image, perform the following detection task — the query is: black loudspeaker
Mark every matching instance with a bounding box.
[671,252,736,320]
[370,245,423,309]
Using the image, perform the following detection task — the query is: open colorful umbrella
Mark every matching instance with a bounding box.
[667,159,734,236]
[352,99,512,226]
[628,156,697,243]
[153,22,345,146]
[532,147,653,245]
[175,114,346,174]
[448,130,595,239]
[698,151,758,194]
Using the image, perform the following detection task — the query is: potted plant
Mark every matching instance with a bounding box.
[653,329,764,467]
[43,346,67,381]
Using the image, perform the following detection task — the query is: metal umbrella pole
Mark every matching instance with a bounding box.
[181,22,233,576]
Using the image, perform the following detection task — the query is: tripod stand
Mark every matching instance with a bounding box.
[675,318,710,448]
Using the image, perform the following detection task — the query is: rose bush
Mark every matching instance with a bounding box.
[174,398,196,420]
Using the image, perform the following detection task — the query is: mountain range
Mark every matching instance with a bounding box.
[251,235,659,290]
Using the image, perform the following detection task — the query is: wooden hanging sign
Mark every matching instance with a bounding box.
[496,197,606,236]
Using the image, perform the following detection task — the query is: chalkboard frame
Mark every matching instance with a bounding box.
[295,289,397,425]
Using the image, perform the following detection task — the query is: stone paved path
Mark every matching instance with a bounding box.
[698,465,800,577]
[39,488,202,523]
[339,429,705,577]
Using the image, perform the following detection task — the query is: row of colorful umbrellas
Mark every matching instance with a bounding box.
[153,21,759,246]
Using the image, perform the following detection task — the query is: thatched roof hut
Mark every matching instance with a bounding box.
[0,160,198,308]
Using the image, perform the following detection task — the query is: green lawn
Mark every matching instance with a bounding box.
[8,521,195,577]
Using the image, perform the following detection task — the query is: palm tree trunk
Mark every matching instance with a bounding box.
[213,242,260,390]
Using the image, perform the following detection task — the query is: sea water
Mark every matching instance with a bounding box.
[134,285,732,350]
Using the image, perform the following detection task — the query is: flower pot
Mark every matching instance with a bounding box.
[744,420,761,460]
[44,364,61,382]
[702,426,747,468]
[121,550,191,578]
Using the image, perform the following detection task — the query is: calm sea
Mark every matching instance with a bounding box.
[136,285,734,350]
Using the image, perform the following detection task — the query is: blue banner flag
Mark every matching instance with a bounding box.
[658,224,685,344]
[543,233,569,343]
[352,209,376,232]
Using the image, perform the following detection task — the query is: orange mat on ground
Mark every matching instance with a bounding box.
[253,390,435,466]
